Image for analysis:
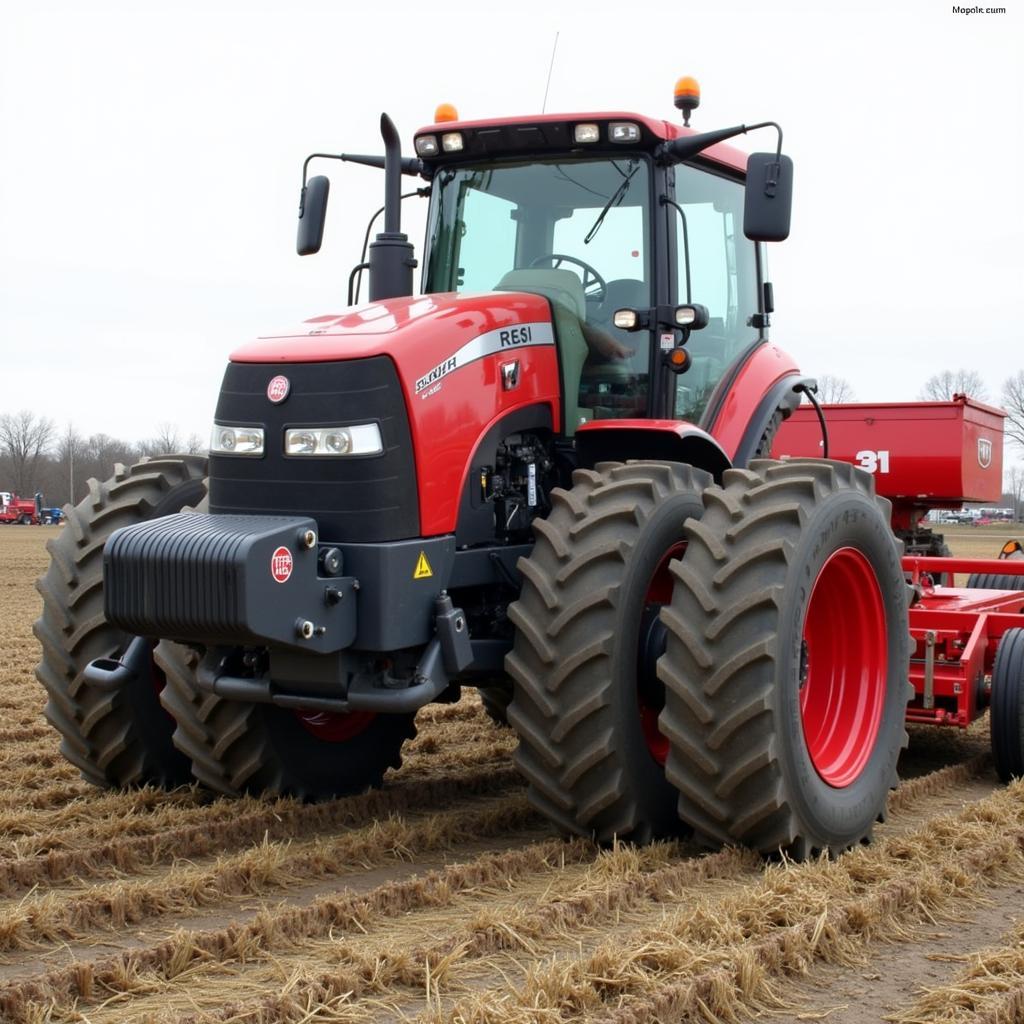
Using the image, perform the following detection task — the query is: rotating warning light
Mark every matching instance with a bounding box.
[673,75,700,126]
[435,103,459,123]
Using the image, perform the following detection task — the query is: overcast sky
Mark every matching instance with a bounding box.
[2,0,1021,458]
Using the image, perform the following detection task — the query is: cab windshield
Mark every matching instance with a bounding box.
[424,157,652,431]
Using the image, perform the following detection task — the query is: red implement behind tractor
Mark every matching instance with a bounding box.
[34,81,1024,859]
[776,398,1024,780]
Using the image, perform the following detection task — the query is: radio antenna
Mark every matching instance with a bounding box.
[541,31,559,113]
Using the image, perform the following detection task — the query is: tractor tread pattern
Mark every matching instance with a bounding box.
[34,456,208,788]
[658,458,910,856]
[506,460,712,843]
[157,641,416,799]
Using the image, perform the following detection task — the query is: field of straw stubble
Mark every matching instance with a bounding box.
[2,523,1024,1024]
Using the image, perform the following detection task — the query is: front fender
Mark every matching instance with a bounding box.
[575,419,731,482]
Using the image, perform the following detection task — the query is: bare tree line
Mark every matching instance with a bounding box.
[3,366,1023,510]
[0,412,203,507]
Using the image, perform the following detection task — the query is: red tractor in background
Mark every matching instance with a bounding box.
[1,492,41,525]
[34,80,1024,860]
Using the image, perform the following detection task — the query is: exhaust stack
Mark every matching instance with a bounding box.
[368,113,416,301]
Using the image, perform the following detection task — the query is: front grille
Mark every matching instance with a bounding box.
[209,357,419,543]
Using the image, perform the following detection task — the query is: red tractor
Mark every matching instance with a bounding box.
[1,491,40,525]
[35,82,1024,858]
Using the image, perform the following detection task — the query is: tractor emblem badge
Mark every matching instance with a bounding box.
[978,437,993,469]
[271,546,293,583]
[267,375,291,404]
[501,360,521,391]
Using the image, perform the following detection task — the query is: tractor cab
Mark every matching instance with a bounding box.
[295,84,796,465]
[417,115,762,431]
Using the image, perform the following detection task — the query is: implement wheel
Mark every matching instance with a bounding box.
[658,459,911,858]
[990,629,1024,782]
[506,461,711,843]
[157,642,416,799]
[34,457,208,788]
[966,572,1024,591]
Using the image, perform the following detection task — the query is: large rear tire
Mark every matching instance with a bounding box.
[658,459,911,858]
[990,629,1024,783]
[34,457,208,788]
[506,461,711,843]
[157,642,416,799]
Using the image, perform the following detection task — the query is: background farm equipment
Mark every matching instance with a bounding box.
[0,492,42,525]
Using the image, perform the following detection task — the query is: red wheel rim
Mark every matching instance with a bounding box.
[637,542,686,766]
[800,546,888,788]
[293,709,376,742]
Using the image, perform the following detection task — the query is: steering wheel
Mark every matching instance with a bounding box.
[528,253,607,304]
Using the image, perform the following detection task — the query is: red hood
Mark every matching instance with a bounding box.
[228,291,562,537]
[230,291,552,363]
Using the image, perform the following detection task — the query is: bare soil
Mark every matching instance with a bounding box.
[0,525,1022,1023]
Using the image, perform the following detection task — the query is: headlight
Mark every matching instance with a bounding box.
[441,131,464,153]
[415,135,439,156]
[284,423,383,457]
[608,121,640,143]
[211,424,264,456]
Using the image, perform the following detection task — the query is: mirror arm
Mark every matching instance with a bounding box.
[656,120,783,164]
[301,151,424,187]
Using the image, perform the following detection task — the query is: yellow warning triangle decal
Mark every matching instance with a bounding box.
[413,551,433,580]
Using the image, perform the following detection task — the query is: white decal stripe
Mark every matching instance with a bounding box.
[414,322,554,393]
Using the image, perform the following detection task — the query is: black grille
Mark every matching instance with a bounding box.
[209,357,419,543]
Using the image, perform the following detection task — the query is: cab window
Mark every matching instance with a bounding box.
[424,158,653,431]
[671,165,759,422]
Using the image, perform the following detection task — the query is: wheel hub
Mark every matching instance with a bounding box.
[799,546,888,788]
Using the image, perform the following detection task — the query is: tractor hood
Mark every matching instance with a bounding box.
[230,292,554,366]
[224,290,563,538]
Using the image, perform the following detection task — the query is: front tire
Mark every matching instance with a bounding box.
[658,459,911,858]
[34,457,208,788]
[157,642,416,799]
[506,461,711,843]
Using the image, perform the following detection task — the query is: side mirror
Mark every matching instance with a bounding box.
[297,174,330,255]
[744,152,793,242]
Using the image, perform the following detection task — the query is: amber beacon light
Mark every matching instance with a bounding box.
[673,76,700,126]
[434,103,459,123]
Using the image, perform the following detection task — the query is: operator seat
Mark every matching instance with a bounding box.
[495,269,591,433]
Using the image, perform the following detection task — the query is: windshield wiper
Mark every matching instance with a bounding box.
[584,161,639,244]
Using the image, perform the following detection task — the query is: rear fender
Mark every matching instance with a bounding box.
[575,420,731,482]
[702,342,804,464]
